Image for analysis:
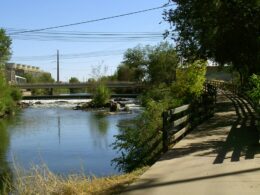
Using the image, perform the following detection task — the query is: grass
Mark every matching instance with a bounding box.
[3,165,148,195]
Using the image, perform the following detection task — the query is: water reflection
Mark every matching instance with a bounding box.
[89,113,109,149]
[0,107,139,179]
[92,113,109,135]
[0,119,12,192]
[58,116,61,144]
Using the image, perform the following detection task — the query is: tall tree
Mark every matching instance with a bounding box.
[117,64,136,81]
[148,42,178,84]
[0,29,21,115]
[164,0,260,83]
[121,42,179,84]
[0,29,11,65]
[123,46,148,82]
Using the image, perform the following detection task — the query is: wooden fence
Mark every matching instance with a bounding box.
[207,80,260,111]
[162,83,217,152]
[207,80,240,94]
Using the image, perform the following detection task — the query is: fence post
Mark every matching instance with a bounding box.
[162,111,169,152]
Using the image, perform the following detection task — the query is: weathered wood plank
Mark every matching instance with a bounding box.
[170,104,190,115]
[170,124,190,143]
[173,115,189,127]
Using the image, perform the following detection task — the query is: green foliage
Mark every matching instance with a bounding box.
[23,73,36,83]
[0,29,12,65]
[0,72,21,116]
[148,42,178,84]
[10,87,22,102]
[123,46,148,82]
[24,73,55,95]
[92,83,111,107]
[140,83,183,108]
[248,74,260,105]
[119,42,179,84]
[24,72,54,84]
[69,77,80,83]
[0,29,21,117]
[117,64,136,81]
[68,77,82,94]
[37,73,55,83]
[171,60,207,101]
[164,0,260,81]
[98,74,117,82]
[0,119,12,193]
[112,60,206,172]
[112,100,166,172]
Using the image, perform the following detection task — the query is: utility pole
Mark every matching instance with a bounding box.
[57,50,60,83]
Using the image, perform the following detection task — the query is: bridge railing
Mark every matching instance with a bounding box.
[207,80,260,130]
[207,80,240,94]
[162,84,217,152]
[207,80,260,111]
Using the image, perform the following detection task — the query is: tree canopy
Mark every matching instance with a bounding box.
[0,29,11,65]
[118,42,179,84]
[69,77,80,84]
[164,0,260,82]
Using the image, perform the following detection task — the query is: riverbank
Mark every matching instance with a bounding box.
[3,166,148,195]
[0,100,144,193]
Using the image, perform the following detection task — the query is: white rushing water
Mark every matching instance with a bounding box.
[21,98,143,111]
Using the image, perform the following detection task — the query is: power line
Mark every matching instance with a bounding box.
[9,30,164,42]
[11,49,126,61]
[9,4,174,35]
[5,28,162,35]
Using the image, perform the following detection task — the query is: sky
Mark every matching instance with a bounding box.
[1,0,174,81]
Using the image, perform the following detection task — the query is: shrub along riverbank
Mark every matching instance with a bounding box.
[112,60,207,172]
[0,71,22,118]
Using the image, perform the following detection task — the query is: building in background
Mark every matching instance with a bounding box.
[5,63,51,84]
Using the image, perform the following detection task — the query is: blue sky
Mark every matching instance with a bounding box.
[1,0,173,81]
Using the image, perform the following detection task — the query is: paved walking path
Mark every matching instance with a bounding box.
[123,91,260,195]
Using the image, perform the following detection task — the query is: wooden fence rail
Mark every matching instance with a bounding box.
[207,80,240,94]
[207,80,260,111]
[162,83,217,152]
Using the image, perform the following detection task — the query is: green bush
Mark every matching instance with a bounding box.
[171,60,207,101]
[112,98,182,172]
[247,74,260,130]
[24,73,55,95]
[112,60,207,172]
[0,72,21,116]
[92,84,111,107]
[10,88,22,102]
[248,74,260,105]
[112,100,165,172]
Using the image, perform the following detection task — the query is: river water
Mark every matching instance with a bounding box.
[0,100,140,184]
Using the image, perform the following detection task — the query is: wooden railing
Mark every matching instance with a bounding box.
[207,80,260,111]
[207,80,240,94]
[162,84,217,152]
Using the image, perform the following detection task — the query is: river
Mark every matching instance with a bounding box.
[0,99,140,186]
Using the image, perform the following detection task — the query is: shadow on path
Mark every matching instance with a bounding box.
[123,92,260,194]
[159,91,260,163]
[213,93,259,163]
